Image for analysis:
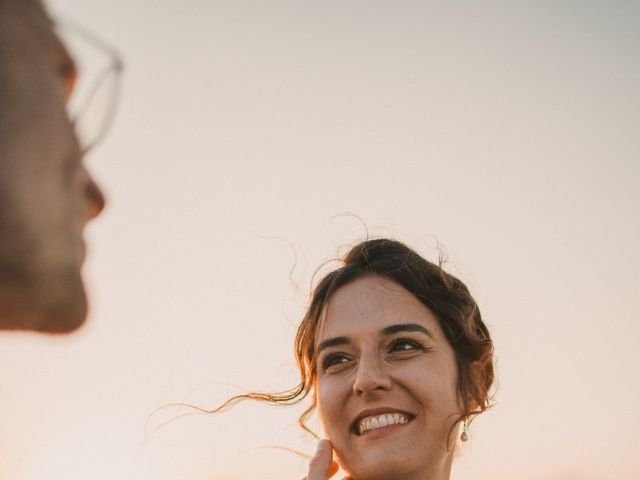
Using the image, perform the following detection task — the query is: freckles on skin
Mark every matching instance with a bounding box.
[314,276,462,480]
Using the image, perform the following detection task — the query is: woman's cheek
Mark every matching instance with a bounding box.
[316,383,332,433]
[317,380,342,440]
[314,376,354,477]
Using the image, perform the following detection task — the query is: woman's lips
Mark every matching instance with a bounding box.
[350,409,416,436]
[358,412,412,435]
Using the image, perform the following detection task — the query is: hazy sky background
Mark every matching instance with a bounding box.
[0,1,638,478]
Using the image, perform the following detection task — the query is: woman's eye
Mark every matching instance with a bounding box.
[321,353,351,371]
[389,338,426,353]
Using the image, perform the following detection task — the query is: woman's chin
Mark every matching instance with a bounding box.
[337,455,411,480]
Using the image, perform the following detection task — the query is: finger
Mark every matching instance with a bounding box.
[306,439,337,480]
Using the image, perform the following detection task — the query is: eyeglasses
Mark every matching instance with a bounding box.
[53,19,124,154]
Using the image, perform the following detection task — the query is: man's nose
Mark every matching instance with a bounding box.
[85,175,105,221]
[352,353,392,396]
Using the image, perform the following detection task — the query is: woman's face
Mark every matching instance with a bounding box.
[315,275,461,480]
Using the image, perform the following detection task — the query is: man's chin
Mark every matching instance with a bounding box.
[35,295,88,333]
[33,275,88,333]
[0,267,89,333]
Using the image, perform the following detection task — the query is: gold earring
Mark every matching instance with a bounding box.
[460,418,469,442]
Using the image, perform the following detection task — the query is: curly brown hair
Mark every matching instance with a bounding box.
[191,238,494,439]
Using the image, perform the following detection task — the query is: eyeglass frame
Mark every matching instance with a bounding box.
[52,18,124,154]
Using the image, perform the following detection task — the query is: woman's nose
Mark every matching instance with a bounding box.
[352,353,392,396]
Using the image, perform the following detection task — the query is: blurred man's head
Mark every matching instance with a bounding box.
[0,0,106,332]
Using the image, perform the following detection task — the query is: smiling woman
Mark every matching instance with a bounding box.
[316,275,470,479]
[300,238,494,480]
[194,238,494,480]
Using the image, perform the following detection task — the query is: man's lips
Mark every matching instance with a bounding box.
[350,407,415,436]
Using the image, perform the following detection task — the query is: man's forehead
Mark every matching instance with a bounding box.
[1,0,52,29]
[0,0,62,63]
[2,0,46,10]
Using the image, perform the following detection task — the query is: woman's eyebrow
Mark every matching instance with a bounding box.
[380,323,434,338]
[317,336,351,354]
[317,323,434,354]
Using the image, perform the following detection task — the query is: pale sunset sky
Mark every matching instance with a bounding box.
[0,1,638,479]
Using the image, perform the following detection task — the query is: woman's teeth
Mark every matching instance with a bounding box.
[358,413,409,435]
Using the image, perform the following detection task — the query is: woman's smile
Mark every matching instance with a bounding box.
[202,238,494,480]
[354,410,413,436]
[316,275,462,480]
